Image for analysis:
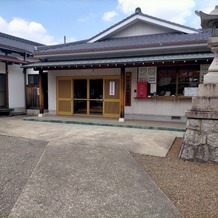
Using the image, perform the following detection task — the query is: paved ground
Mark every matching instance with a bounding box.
[0,116,183,217]
[0,135,47,218]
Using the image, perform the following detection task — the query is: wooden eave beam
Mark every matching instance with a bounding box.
[33,59,212,71]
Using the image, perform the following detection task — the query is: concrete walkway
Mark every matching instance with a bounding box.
[0,116,184,217]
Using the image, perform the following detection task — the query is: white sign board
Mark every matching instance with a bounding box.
[184,87,198,96]
[109,81,115,96]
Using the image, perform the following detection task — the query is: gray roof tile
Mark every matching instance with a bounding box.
[0,32,43,54]
[35,29,211,56]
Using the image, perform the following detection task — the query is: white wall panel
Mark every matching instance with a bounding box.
[112,21,172,38]
[8,64,25,109]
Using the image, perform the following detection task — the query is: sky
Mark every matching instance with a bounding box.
[0,0,217,45]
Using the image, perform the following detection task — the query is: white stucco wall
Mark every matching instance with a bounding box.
[8,64,25,111]
[0,62,25,111]
[48,68,121,113]
[111,21,172,38]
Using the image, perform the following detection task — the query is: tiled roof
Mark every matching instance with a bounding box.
[0,32,43,54]
[34,29,211,56]
[88,9,199,42]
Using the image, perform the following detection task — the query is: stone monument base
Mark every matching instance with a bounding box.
[179,84,218,165]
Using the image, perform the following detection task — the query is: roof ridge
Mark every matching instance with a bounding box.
[139,12,199,32]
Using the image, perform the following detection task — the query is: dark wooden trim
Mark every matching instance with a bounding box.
[31,59,212,71]
[5,62,9,108]
[125,72,131,106]
[39,70,44,114]
[120,67,125,118]
[23,69,27,112]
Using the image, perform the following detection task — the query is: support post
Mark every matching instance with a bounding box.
[119,67,125,122]
[5,62,9,108]
[23,68,27,114]
[39,69,44,116]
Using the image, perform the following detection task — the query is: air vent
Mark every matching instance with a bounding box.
[171,116,181,120]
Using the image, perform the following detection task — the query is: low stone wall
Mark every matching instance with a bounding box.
[180,118,218,164]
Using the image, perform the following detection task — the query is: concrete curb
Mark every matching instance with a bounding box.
[23,117,186,132]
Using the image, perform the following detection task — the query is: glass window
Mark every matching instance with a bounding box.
[89,79,103,115]
[157,67,176,96]
[28,74,39,85]
[157,66,200,96]
[74,79,87,99]
[90,79,103,99]
[0,74,6,107]
[178,67,199,95]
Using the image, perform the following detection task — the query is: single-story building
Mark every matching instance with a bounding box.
[24,7,213,122]
[0,32,44,115]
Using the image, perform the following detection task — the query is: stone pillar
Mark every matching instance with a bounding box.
[204,37,218,84]
[180,6,218,165]
[179,84,218,164]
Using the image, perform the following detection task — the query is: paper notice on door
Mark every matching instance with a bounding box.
[109,81,115,96]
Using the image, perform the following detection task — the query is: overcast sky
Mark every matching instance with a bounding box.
[0,0,217,45]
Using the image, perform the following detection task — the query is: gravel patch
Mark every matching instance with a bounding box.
[132,138,218,218]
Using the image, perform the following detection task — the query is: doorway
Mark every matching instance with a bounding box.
[57,76,120,118]
[73,79,103,115]
[0,74,6,107]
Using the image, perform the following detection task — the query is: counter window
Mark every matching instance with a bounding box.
[157,66,200,96]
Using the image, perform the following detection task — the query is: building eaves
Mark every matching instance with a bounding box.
[23,53,214,69]
[0,55,26,64]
